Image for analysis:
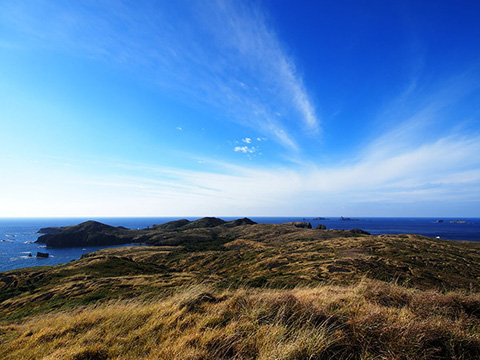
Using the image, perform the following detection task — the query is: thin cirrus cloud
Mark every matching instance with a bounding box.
[169,133,480,215]
[111,132,480,215]
[1,0,319,151]
[2,127,478,217]
[365,70,480,160]
[105,85,480,215]
[1,1,479,217]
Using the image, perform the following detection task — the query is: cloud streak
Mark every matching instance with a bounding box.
[1,1,479,217]
[4,128,477,217]
[1,0,319,150]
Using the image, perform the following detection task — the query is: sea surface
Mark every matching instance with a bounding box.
[1,217,479,272]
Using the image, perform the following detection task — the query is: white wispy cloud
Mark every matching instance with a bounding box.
[366,70,480,161]
[234,146,255,153]
[1,1,479,217]
[2,126,478,217]
[1,0,319,151]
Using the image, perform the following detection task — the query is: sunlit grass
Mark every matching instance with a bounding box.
[1,280,479,359]
[2,224,480,359]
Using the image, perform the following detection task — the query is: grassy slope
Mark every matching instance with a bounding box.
[1,223,480,359]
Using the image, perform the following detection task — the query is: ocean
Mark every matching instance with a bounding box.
[1,217,479,272]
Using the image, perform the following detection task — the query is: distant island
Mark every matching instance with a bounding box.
[435,219,467,224]
[339,216,360,221]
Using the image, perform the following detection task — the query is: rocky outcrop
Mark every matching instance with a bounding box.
[36,252,49,258]
[284,222,312,229]
[316,224,327,230]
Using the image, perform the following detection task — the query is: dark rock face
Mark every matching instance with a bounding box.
[316,224,327,230]
[36,252,49,258]
[284,222,312,229]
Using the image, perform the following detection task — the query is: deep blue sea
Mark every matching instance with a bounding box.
[1,217,479,272]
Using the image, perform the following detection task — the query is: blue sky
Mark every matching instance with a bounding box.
[1,0,480,217]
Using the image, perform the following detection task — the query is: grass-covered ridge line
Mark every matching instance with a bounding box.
[34,217,257,248]
[1,218,480,359]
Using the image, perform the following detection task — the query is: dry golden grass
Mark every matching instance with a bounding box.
[1,280,479,360]
[2,224,480,359]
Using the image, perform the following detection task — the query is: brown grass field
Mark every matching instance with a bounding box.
[1,222,480,359]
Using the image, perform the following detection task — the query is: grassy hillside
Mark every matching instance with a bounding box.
[1,221,480,359]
